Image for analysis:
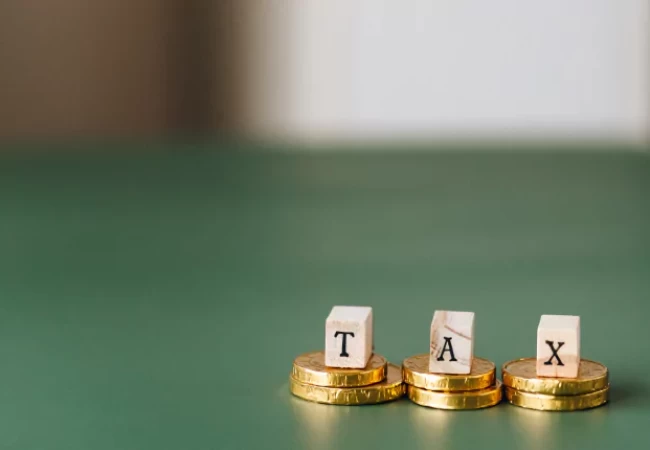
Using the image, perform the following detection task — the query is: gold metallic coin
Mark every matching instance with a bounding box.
[504,385,609,411]
[292,351,387,387]
[402,354,495,391]
[289,363,405,405]
[502,358,608,395]
[407,380,503,410]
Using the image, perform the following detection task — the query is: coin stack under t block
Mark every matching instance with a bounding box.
[289,306,405,405]
[404,310,502,410]
[503,314,609,411]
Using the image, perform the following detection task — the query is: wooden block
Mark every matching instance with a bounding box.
[325,306,373,368]
[536,314,580,378]
[429,310,475,374]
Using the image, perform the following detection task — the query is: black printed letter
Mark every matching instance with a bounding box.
[334,331,355,357]
[436,337,458,361]
[544,340,565,366]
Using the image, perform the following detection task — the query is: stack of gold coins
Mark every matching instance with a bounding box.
[402,354,502,410]
[502,358,609,411]
[289,351,405,405]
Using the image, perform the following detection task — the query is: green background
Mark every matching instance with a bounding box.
[1,144,649,449]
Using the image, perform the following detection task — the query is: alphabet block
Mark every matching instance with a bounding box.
[325,306,373,368]
[536,314,580,378]
[429,310,475,374]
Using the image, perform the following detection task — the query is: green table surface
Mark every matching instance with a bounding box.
[1,143,649,449]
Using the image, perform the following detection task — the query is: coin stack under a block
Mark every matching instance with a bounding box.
[289,306,405,406]
[404,310,502,410]
[503,315,609,411]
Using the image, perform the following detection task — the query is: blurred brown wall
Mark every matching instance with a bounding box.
[0,0,232,138]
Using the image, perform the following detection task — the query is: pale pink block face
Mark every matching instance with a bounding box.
[429,310,474,374]
[325,306,373,368]
[536,315,581,378]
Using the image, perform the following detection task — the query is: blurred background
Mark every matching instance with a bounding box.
[1,0,648,144]
[0,4,649,448]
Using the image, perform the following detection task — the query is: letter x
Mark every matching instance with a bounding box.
[544,340,565,366]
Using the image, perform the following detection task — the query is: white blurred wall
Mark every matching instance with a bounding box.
[239,0,649,144]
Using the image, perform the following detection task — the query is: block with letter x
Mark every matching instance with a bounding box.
[536,314,580,378]
[325,306,373,368]
[429,310,475,374]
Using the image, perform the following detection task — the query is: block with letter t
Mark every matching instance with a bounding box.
[429,310,475,374]
[536,314,580,378]
[325,306,373,368]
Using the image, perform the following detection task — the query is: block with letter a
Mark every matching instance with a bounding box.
[536,314,580,378]
[325,306,373,368]
[429,310,475,374]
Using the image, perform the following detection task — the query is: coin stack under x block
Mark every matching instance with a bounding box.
[502,315,609,411]
[404,311,502,410]
[290,306,405,405]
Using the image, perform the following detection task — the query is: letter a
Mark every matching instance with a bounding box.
[436,337,458,361]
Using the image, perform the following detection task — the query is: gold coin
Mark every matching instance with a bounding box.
[407,380,502,410]
[502,358,608,395]
[292,351,387,387]
[289,363,405,405]
[504,385,609,411]
[402,354,495,391]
